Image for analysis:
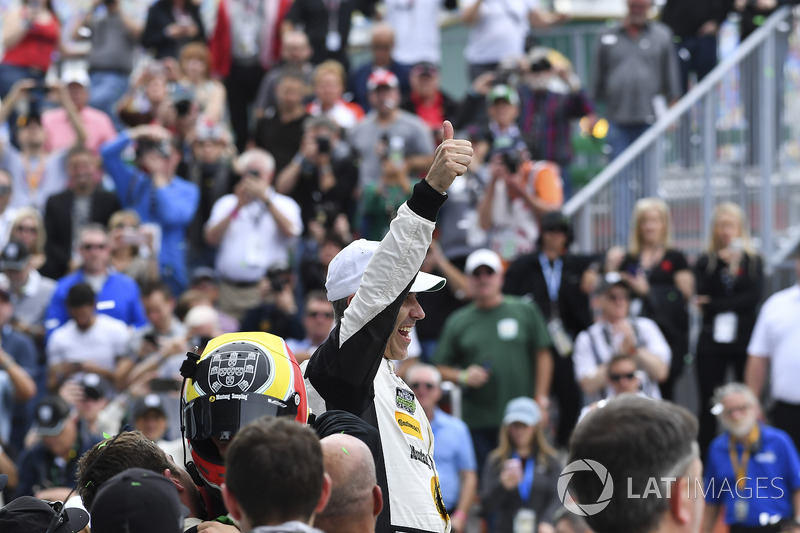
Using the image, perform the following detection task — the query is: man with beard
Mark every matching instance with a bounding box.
[702,383,800,533]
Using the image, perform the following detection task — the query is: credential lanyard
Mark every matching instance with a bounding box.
[539,253,563,302]
[513,452,535,503]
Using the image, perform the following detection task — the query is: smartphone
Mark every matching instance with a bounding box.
[149,378,182,393]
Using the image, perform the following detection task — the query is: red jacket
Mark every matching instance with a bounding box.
[208,0,292,78]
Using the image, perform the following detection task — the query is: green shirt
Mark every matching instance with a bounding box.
[432,296,552,429]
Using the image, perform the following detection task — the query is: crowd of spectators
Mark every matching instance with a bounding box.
[0,0,798,532]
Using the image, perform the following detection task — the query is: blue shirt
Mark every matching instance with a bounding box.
[430,407,477,510]
[705,424,800,526]
[45,270,147,337]
[3,325,40,450]
[100,131,199,292]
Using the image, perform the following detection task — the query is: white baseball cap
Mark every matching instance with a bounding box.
[325,239,446,302]
[464,248,503,275]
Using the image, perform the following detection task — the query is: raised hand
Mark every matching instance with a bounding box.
[425,121,473,194]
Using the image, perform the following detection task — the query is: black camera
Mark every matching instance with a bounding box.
[174,98,192,117]
[267,263,292,293]
[136,138,171,159]
[190,336,212,351]
[499,148,521,174]
[316,136,331,154]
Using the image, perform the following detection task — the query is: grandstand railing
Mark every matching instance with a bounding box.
[561,7,800,293]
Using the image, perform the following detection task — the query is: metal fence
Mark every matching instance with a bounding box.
[562,7,800,292]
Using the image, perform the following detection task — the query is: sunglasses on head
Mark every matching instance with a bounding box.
[609,372,636,382]
[409,382,436,391]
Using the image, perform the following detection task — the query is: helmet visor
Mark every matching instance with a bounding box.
[184,393,299,441]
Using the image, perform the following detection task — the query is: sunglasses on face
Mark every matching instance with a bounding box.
[15,225,37,233]
[410,382,436,391]
[81,243,107,251]
[471,268,496,278]
[307,311,334,319]
[609,372,636,382]
[112,223,138,231]
[0,185,11,195]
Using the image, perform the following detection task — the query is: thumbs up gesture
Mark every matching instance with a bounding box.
[425,121,473,194]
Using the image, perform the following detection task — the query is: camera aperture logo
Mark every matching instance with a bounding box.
[558,460,614,516]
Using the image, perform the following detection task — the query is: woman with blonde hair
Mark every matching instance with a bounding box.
[9,208,46,271]
[307,60,364,129]
[108,210,159,287]
[694,201,763,455]
[481,397,562,533]
[605,197,693,401]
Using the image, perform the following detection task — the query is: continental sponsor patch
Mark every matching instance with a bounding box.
[395,411,423,440]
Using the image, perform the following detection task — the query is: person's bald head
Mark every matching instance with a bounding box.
[317,434,383,533]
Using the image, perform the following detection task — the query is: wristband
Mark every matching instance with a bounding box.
[292,154,305,166]
[458,369,468,387]
[452,509,467,521]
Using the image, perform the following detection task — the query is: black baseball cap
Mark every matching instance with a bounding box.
[90,468,189,533]
[0,496,90,533]
[33,395,73,437]
[190,267,219,286]
[0,240,30,271]
[540,211,571,233]
[80,373,110,401]
[132,393,167,419]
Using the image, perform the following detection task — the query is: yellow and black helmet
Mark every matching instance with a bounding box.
[182,332,308,490]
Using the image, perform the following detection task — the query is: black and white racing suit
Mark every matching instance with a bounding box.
[303,180,450,533]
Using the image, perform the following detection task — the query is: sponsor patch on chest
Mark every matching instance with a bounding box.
[396,387,416,414]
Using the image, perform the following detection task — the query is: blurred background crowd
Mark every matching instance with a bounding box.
[0,0,799,532]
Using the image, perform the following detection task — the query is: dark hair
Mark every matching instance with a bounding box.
[331,297,348,325]
[141,281,174,301]
[568,396,698,533]
[67,282,95,309]
[226,417,324,525]
[66,144,94,165]
[536,211,574,249]
[77,431,177,510]
[304,290,329,307]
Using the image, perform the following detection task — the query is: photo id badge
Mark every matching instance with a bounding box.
[734,499,748,522]
[547,318,573,357]
[326,31,342,51]
[713,312,738,344]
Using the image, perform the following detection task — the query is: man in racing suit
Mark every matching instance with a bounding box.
[303,120,473,533]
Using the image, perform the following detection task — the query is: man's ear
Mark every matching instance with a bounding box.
[346,294,355,307]
[315,472,332,515]
[372,485,383,519]
[669,477,691,526]
[162,468,185,493]
[221,483,243,522]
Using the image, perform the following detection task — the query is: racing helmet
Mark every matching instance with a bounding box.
[182,332,308,490]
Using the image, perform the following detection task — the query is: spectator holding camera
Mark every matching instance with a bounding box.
[348,69,435,188]
[0,0,60,100]
[141,0,205,60]
[117,63,171,129]
[477,145,563,263]
[205,148,302,321]
[101,124,200,296]
[73,0,144,131]
[176,43,227,125]
[275,116,358,239]
[107,210,160,287]
[517,49,596,199]
[42,145,121,280]
[0,79,88,209]
[240,263,304,340]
